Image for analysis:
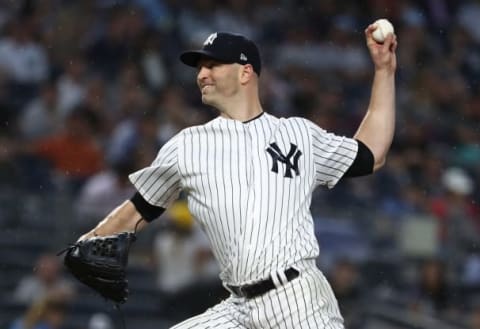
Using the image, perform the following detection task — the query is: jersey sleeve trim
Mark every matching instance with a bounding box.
[130,192,166,222]
[343,139,374,177]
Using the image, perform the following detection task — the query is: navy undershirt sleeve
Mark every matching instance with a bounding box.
[343,140,374,178]
[130,192,166,222]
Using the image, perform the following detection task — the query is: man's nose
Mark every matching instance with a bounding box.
[197,66,210,80]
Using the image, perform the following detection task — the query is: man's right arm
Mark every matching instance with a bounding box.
[79,131,182,241]
[78,200,146,241]
[78,191,168,241]
[353,25,397,172]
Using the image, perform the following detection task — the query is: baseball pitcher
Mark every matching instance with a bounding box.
[69,24,397,328]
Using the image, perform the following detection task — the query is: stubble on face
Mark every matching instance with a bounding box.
[197,61,241,109]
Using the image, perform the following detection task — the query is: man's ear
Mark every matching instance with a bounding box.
[239,64,254,84]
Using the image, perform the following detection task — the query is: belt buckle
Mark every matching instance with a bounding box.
[228,284,245,298]
[237,285,247,298]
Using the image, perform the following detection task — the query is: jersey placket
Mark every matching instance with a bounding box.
[229,121,252,284]
[241,121,264,283]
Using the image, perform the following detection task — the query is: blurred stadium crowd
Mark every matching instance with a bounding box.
[0,0,479,328]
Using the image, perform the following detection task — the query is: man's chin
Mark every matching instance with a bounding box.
[201,95,213,106]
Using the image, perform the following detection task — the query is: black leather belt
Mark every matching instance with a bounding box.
[227,267,299,299]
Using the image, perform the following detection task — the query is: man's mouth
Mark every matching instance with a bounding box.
[201,84,213,93]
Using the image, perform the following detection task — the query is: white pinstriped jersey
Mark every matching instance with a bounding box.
[129,112,358,286]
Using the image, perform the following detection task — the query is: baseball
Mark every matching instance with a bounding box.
[372,18,394,43]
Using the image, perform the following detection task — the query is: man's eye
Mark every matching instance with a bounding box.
[198,61,220,71]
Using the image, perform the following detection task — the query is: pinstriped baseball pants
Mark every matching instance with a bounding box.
[171,261,344,329]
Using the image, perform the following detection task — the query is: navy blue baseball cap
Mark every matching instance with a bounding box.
[180,32,262,76]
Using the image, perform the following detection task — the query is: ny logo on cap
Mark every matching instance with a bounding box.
[204,33,218,46]
[240,53,248,61]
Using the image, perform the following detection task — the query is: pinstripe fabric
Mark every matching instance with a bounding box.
[244,260,344,329]
[129,112,356,328]
[170,298,249,329]
[172,260,344,329]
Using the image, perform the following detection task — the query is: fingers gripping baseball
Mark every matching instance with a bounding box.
[365,23,397,72]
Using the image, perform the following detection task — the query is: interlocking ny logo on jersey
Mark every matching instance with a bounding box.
[266,142,302,178]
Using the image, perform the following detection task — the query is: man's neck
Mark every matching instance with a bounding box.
[218,96,263,122]
[220,109,263,122]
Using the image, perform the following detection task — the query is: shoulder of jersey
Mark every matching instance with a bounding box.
[283,116,312,128]
[175,117,218,137]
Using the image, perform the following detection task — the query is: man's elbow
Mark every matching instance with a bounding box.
[373,155,386,172]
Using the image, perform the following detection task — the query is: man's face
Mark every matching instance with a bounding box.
[196,58,241,108]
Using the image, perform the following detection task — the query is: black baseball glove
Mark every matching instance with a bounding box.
[58,232,136,304]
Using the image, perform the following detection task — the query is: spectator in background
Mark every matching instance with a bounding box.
[13,253,75,305]
[81,77,111,141]
[139,29,169,92]
[56,55,88,117]
[39,2,93,71]
[0,16,49,85]
[409,258,455,317]
[76,157,137,229]
[0,15,49,117]
[153,200,219,292]
[153,200,221,321]
[430,167,479,270]
[110,62,152,118]
[106,109,160,169]
[462,246,480,289]
[9,293,69,329]
[19,81,61,140]
[30,106,104,193]
[328,259,364,329]
[86,5,145,82]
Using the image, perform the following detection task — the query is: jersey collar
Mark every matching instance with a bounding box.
[242,111,265,124]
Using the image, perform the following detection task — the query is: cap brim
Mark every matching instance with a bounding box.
[180,50,232,67]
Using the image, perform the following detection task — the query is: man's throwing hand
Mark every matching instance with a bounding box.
[365,22,398,73]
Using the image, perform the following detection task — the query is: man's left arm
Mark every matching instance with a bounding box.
[354,24,398,172]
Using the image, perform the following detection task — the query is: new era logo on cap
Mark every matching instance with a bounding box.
[180,32,262,75]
